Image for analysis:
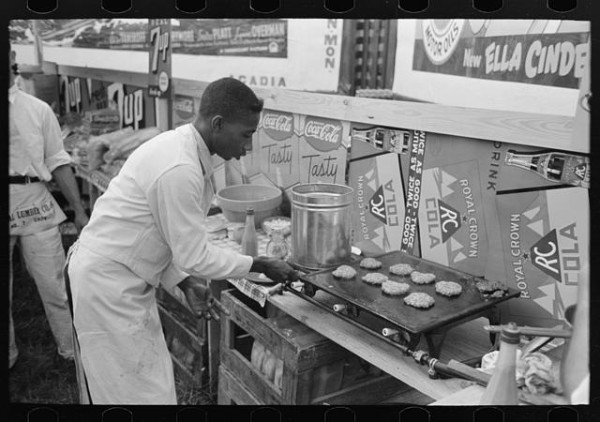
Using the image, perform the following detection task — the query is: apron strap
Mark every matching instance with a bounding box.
[64,244,94,405]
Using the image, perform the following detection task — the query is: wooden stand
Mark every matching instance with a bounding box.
[218,289,409,405]
[156,287,208,388]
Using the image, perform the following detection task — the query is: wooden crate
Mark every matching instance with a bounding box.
[156,286,207,338]
[219,289,410,405]
[157,302,207,387]
[218,365,262,405]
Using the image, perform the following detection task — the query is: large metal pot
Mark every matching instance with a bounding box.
[290,183,354,271]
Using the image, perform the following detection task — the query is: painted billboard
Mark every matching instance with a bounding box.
[392,19,590,118]
[10,19,342,92]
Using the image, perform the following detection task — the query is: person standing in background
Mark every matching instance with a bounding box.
[9,45,89,369]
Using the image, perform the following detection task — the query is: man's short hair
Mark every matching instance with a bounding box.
[199,77,264,122]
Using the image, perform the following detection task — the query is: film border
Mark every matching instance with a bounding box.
[3,1,597,422]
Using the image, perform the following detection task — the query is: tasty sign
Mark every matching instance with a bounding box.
[256,111,348,187]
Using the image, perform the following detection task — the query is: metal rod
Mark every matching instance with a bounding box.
[484,325,572,338]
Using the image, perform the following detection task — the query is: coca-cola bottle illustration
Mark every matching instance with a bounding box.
[350,127,410,154]
[504,149,590,189]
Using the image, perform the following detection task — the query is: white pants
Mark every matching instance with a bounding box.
[67,242,177,405]
[9,226,74,367]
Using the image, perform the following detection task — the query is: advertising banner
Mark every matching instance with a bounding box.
[413,20,589,89]
[491,187,588,327]
[14,19,342,92]
[148,19,172,98]
[348,125,590,327]
[418,160,491,276]
[172,19,288,58]
[58,75,156,131]
[58,19,288,58]
[392,20,590,118]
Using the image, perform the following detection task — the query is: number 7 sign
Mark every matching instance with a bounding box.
[148,19,172,98]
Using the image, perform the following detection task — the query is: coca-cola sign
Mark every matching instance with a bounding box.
[303,117,343,152]
[261,111,294,141]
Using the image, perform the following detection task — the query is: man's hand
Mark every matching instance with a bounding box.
[250,256,299,286]
[179,276,230,321]
[73,209,89,233]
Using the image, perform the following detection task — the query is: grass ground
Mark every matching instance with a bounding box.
[9,242,215,405]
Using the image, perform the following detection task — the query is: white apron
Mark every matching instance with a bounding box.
[9,182,66,236]
[67,241,177,404]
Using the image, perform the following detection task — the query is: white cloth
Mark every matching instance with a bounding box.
[570,373,589,405]
[67,242,176,404]
[9,228,74,365]
[10,182,67,236]
[9,84,72,180]
[70,123,253,403]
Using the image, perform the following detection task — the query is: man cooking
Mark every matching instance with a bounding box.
[66,77,298,404]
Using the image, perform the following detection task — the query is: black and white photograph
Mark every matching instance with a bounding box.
[8,17,590,408]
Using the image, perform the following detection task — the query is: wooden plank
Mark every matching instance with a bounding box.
[383,20,398,90]
[222,292,287,363]
[53,64,575,151]
[218,365,263,405]
[267,292,473,401]
[208,280,229,395]
[338,20,357,95]
[429,384,485,406]
[158,304,206,387]
[223,290,354,372]
[313,375,408,405]
[381,388,434,405]
[221,349,282,404]
[42,61,58,75]
[172,80,574,151]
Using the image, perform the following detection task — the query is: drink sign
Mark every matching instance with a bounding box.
[261,111,294,141]
[302,117,343,152]
[256,112,349,188]
[148,19,172,98]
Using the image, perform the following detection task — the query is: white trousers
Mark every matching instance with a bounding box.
[67,242,177,405]
[9,226,74,367]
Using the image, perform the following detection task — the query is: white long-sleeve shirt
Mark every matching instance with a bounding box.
[78,123,253,289]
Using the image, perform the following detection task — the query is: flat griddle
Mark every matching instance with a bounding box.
[296,250,519,357]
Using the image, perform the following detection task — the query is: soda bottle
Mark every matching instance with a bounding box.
[505,150,590,189]
[241,207,258,257]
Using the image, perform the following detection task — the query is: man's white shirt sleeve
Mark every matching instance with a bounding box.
[146,164,253,290]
